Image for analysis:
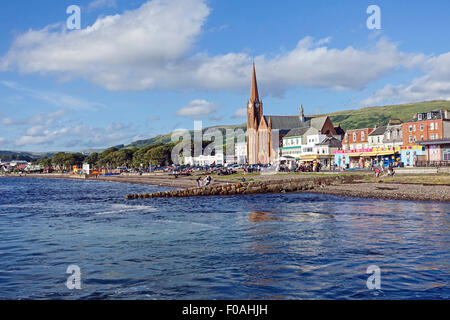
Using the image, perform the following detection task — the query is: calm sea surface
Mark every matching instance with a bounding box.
[0,177,449,300]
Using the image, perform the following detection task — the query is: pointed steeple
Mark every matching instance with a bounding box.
[250,63,260,103]
[299,104,305,122]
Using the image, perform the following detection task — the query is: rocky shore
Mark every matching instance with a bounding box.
[125,175,359,199]
[9,172,450,202]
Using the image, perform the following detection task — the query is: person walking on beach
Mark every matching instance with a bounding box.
[375,167,380,178]
[204,175,212,186]
[196,177,202,187]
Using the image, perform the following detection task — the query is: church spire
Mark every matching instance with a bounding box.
[250,63,260,103]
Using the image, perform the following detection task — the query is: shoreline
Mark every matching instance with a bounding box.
[305,182,450,203]
[5,173,450,203]
[4,173,232,189]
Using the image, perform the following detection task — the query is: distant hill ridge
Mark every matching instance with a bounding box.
[323,100,450,130]
[2,100,450,159]
[126,99,450,148]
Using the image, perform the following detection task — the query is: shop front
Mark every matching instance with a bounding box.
[335,147,403,169]
[399,145,426,167]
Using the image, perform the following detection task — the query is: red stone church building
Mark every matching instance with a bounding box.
[246,64,338,164]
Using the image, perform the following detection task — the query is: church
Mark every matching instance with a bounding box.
[246,64,339,165]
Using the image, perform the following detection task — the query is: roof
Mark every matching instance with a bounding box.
[310,117,328,131]
[368,126,387,136]
[334,126,345,135]
[316,136,343,148]
[264,115,330,132]
[417,138,450,146]
[388,119,402,125]
[408,109,450,122]
[284,127,310,138]
[264,116,307,130]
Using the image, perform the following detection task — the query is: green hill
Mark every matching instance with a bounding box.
[0,151,53,162]
[321,100,450,130]
[126,123,246,149]
[126,100,450,149]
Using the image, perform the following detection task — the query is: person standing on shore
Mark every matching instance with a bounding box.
[196,177,202,187]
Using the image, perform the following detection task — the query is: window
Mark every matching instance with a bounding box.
[436,134,439,140]
[427,112,432,119]
[430,134,434,140]
[377,136,380,143]
[413,125,416,132]
[353,133,357,141]
[409,125,412,132]
[394,130,398,139]
[361,131,365,140]
[418,114,423,120]
[435,122,438,130]
[430,123,434,130]
[420,124,423,131]
[444,149,450,161]
[409,135,413,143]
[420,135,424,141]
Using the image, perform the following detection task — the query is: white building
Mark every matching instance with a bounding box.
[235,142,247,164]
[184,153,224,166]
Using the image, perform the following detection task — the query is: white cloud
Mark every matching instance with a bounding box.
[15,122,136,149]
[0,0,430,96]
[361,52,450,106]
[1,81,104,110]
[231,108,246,119]
[1,0,210,91]
[1,109,68,127]
[176,99,220,119]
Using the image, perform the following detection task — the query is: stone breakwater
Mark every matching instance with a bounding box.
[125,175,358,199]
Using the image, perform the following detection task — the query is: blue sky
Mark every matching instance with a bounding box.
[0,0,449,152]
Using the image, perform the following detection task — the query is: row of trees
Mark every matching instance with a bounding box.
[38,143,176,171]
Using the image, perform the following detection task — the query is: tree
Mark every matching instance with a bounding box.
[109,149,134,167]
[51,152,85,171]
[39,156,52,168]
[146,145,172,166]
[98,147,119,167]
[85,152,99,167]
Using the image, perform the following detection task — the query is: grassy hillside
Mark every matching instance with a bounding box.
[322,100,450,130]
[127,100,450,149]
[0,151,53,162]
[126,123,246,149]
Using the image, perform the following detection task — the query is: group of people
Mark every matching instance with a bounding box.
[196,175,212,187]
[374,165,395,178]
[278,162,322,173]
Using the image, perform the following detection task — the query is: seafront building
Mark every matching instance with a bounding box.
[183,153,224,166]
[413,110,450,163]
[342,128,374,150]
[334,110,450,168]
[279,127,342,168]
[382,120,404,148]
[246,64,340,166]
